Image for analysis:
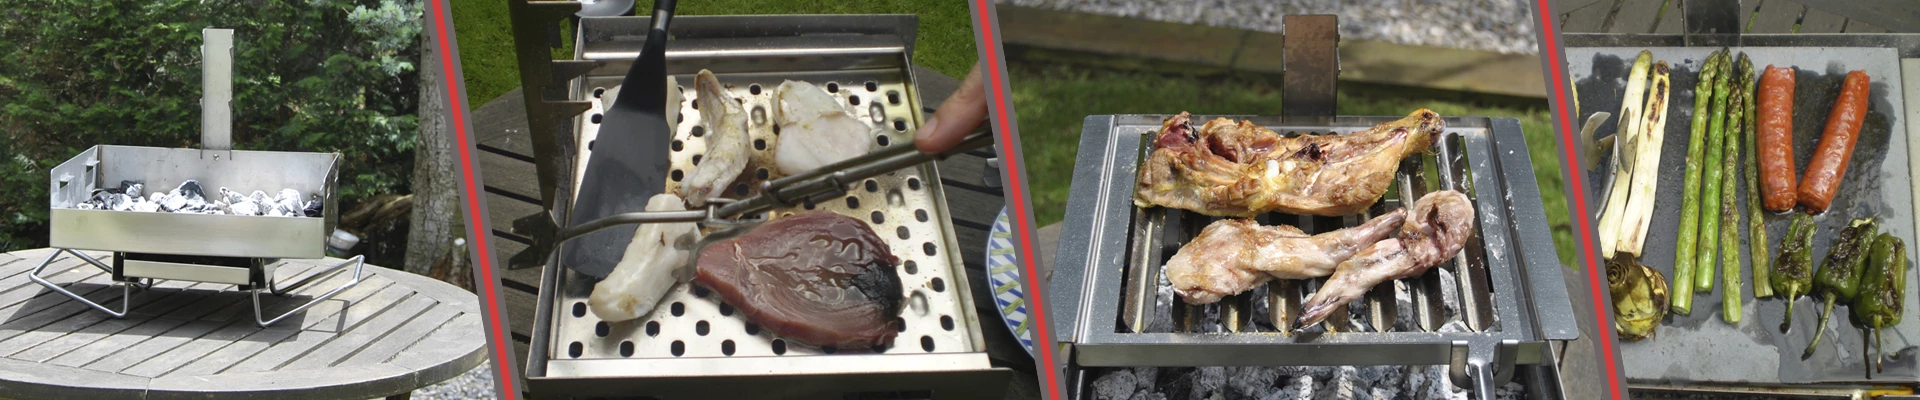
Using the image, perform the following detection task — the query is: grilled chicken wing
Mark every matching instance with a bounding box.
[1134,109,1445,217]
[1167,209,1407,304]
[1297,190,1475,330]
[679,70,750,206]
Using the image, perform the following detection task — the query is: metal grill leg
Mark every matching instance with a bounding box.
[254,255,365,327]
[28,248,129,318]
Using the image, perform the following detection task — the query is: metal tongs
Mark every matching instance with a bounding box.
[548,127,995,268]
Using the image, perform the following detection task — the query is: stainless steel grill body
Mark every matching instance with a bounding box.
[1051,114,1579,393]
[524,15,1009,398]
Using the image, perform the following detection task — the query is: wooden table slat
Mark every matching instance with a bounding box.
[345,307,464,367]
[1748,0,1806,34]
[0,282,218,360]
[1797,6,1850,33]
[278,295,443,370]
[1653,0,1686,33]
[217,283,418,374]
[1561,0,1616,33]
[1609,0,1670,33]
[161,278,399,378]
[1844,19,1892,33]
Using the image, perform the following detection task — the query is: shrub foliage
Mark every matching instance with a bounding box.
[0,0,422,251]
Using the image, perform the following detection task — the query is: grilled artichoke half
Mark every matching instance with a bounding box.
[1609,255,1670,341]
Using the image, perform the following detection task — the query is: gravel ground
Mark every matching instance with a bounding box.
[406,362,497,400]
[997,0,1539,54]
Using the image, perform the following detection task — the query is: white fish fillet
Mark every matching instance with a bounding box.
[589,194,703,322]
[679,70,750,206]
[772,80,876,176]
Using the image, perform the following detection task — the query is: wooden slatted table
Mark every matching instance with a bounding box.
[0,248,487,400]
[1556,0,1908,34]
[474,65,1040,398]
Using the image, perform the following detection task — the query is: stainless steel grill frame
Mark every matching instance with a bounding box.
[1050,114,1580,395]
[522,14,1011,398]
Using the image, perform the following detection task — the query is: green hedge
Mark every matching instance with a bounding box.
[0,0,422,252]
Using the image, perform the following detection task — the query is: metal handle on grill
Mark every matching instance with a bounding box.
[553,127,993,243]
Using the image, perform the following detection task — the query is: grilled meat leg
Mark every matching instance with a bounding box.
[1297,190,1476,330]
[1134,109,1445,217]
[1168,210,1407,304]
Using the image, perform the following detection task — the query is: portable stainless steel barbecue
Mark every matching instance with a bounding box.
[517,14,1011,398]
[34,29,361,328]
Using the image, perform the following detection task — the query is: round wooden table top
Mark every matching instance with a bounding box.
[0,248,487,400]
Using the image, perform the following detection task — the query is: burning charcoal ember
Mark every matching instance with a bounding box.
[220,187,246,204]
[131,201,160,213]
[303,196,324,217]
[1492,382,1525,400]
[1225,367,1283,399]
[1266,375,1314,400]
[230,199,262,216]
[120,181,143,197]
[1193,367,1228,400]
[76,203,97,210]
[1092,369,1138,400]
[1131,390,1167,400]
[1311,366,1358,400]
[1132,367,1160,392]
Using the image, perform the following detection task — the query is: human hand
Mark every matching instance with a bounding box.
[914,62,989,153]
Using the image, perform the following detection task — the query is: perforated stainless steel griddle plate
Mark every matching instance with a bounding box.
[1050,114,1578,373]
[526,15,1004,397]
[1568,46,1916,386]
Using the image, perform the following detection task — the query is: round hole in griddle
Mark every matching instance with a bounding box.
[749,84,762,95]
[772,124,781,135]
[590,113,602,124]
[907,177,922,190]
[931,277,946,292]
[846,196,861,209]
[595,321,610,337]
[619,341,634,357]
[903,260,918,274]
[872,344,889,353]
[719,302,734,316]
[822,346,838,354]
[745,323,760,335]
[670,340,686,357]
[692,286,709,298]
[870,211,885,224]
[568,342,583,358]
[671,169,684,182]
[896,316,908,332]
[897,226,911,240]
[877,135,890,147]
[671,140,683,152]
[772,339,788,355]
[865,81,879,92]
[587,140,595,151]
[826,82,840,92]
[696,320,710,336]
[691,154,703,166]
[692,125,706,137]
[915,209,928,222]
[893,119,907,131]
[756,168,770,180]
[753,138,766,151]
[593,87,606,98]
[670,302,685,317]
[690,100,699,110]
[849,95,861,106]
[733,183,749,196]
[802,199,816,210]
[677,113,684,124]
[887,90,901,105]
[864,179,879,193]
[722,340,736,356]
[920,336,935,352]
[646,321,660,337]
[572,302,587,318]
[941,315,954,331]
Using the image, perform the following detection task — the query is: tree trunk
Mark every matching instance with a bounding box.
[406,16,463,281]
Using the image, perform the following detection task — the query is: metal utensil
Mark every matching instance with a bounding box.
[560,0,676,278]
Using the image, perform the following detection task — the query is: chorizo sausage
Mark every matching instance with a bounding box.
[1757,65,1798,211]
[1798,70,1872,212]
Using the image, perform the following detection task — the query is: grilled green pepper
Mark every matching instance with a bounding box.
[1855,233,1907,373]
[1774,213,1817,332]
[1804,218,1878,359]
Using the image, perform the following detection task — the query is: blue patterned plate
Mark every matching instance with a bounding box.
[984,206,1033,355]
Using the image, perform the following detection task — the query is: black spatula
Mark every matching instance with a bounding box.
[561,0,676,278]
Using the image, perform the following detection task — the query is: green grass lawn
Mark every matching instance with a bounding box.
[1012,63,1578,267]
[450,0,977,106]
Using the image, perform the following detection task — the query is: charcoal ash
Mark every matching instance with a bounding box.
[1092,369,1138,400]
[74,180,323,217]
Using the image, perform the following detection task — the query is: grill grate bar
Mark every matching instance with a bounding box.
[1116,128,1505,337]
